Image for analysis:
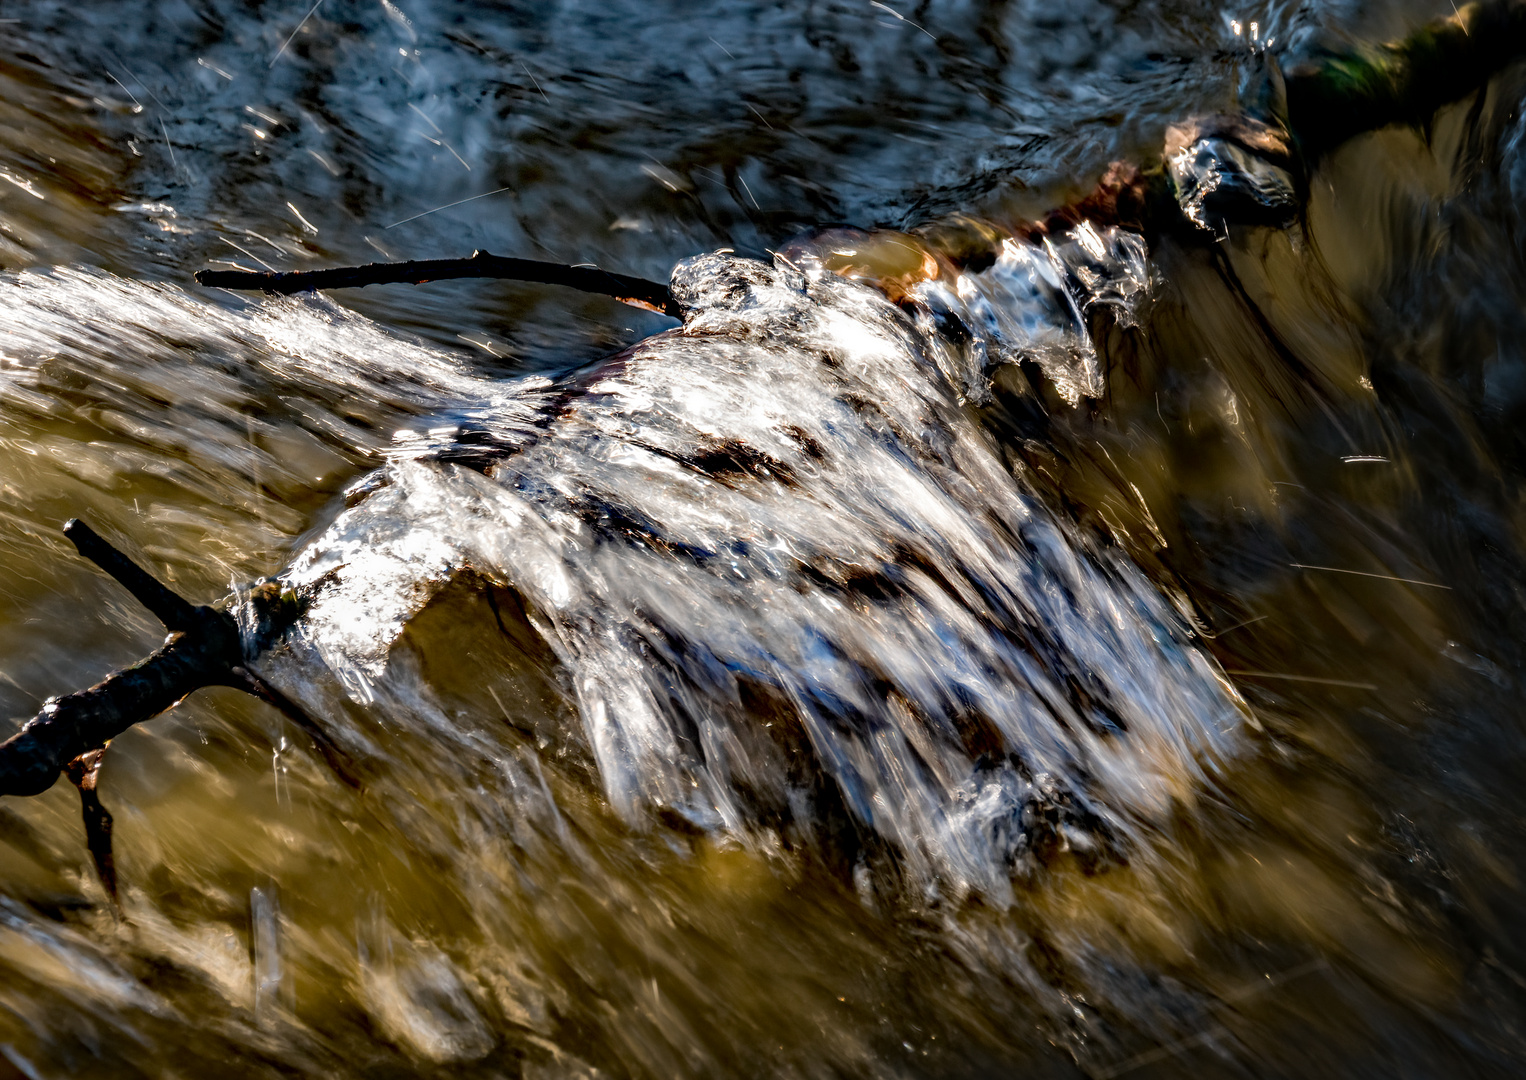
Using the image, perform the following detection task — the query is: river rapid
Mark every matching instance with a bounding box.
[1,1,1525,1077]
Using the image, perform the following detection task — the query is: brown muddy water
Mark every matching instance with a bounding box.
[1,1,1525,1077]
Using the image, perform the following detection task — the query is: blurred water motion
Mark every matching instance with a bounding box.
[2,0,1526,1077]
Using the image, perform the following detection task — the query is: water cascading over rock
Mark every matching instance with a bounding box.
[270,243,1247,904]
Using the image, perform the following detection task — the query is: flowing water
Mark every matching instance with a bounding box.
[1,1,1525,1076]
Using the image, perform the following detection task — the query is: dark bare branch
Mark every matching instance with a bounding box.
[0,630,236,797]
[65,518,198,632]
[0,522,312,800]
[195,248,682,319]
[64,748,117,908]
[234,665,360,789]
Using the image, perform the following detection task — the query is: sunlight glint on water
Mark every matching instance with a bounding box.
[0,0,1524,1077]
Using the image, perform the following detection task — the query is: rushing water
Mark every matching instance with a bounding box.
[2,1,1526,1076]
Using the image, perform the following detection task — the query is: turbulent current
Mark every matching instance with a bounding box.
[3,1,1526,1078]
[0,227,1253,1075]
[284,241,1241,898]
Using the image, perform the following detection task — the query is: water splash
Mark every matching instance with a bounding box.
[278,247,1244,904]
[911,222,1152,405]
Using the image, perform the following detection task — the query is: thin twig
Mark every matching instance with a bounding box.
[386,186,513,228]
[195,249,682,317]
[271,0,325,67]
[1207,613,1268,637]
[235,665,360,789]
[1289,563,1451,590]
[64,748,117,909]
[868,1,937,40]
[1222,669,1379,690]
[64,519,198,630]
[519,61,549,103]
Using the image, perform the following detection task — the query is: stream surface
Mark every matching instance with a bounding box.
[2,1,1526,1077]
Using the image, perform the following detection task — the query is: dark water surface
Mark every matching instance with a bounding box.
[2,1,1525,1076]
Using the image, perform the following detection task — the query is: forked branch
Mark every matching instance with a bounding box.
[0,520,352,900]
